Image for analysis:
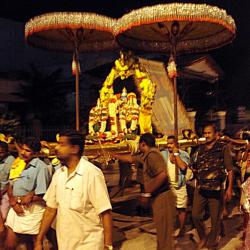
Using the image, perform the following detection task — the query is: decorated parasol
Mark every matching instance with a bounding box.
[116,3,236,138]
[25,12,117,131]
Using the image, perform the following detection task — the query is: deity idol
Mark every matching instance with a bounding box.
[118,88,127,133]
[126,92,140,134]
[134,65,156,134]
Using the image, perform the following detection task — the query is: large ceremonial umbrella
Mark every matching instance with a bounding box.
[25,12,117,131]
[116,3,236,138]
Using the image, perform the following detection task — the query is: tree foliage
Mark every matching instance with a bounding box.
[12,64,70,127]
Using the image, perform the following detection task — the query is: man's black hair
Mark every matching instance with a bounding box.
[23,137,41,153]
[139,133,156,147]
[167,135,176,140]
[202,123,218,133]
[0,141,8,152]
[59,130,85,156]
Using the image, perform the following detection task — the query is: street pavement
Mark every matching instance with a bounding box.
[110,183,244,250]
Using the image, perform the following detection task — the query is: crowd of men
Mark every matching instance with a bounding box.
[0,124,249,250]
[0,131,112,250]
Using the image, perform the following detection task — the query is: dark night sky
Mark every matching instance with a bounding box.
[0,0,249,110]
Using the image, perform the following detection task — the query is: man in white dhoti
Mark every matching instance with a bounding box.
[5,137,50,249]
[161,135,190,237]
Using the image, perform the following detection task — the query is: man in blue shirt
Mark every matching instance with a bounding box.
[0,141,15,220]
[5,137,50,249]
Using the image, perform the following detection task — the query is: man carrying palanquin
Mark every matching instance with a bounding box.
[161,135,190,238]
[191,123,233,249]
[113,133,176,250]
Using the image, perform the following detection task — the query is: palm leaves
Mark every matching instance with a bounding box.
[12,64,68,126]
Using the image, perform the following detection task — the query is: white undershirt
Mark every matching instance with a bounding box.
[167,157,177,186]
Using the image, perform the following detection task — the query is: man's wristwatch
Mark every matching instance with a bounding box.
[140,192,151,198]
[105,245,113,250]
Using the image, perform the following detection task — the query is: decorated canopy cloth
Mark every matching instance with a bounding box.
[138,57,192,135]
[25,12,118,52]
[116,3,236,54]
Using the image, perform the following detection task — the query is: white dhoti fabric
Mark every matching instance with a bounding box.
[172,185,188,209]
[0,193,10,220]
[5,203,45,234]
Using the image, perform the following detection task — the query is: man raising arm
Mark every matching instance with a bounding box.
[113,133,176,250]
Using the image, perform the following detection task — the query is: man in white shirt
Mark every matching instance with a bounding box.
[161,135,190,237]
[34,130,113,250]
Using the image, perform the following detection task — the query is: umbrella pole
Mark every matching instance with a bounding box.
[173,75,178,140]
[168,52,178,140]
[75,61,80,131]
[171,43,178,140]
[169,21,179,140]
[73,48,80,131]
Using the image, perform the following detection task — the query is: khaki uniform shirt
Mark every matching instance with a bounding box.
[132,148,168,187]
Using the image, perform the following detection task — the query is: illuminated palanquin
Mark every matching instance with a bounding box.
[83,50,195,169]
[86,51,156,144]
[5,51,194,168]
